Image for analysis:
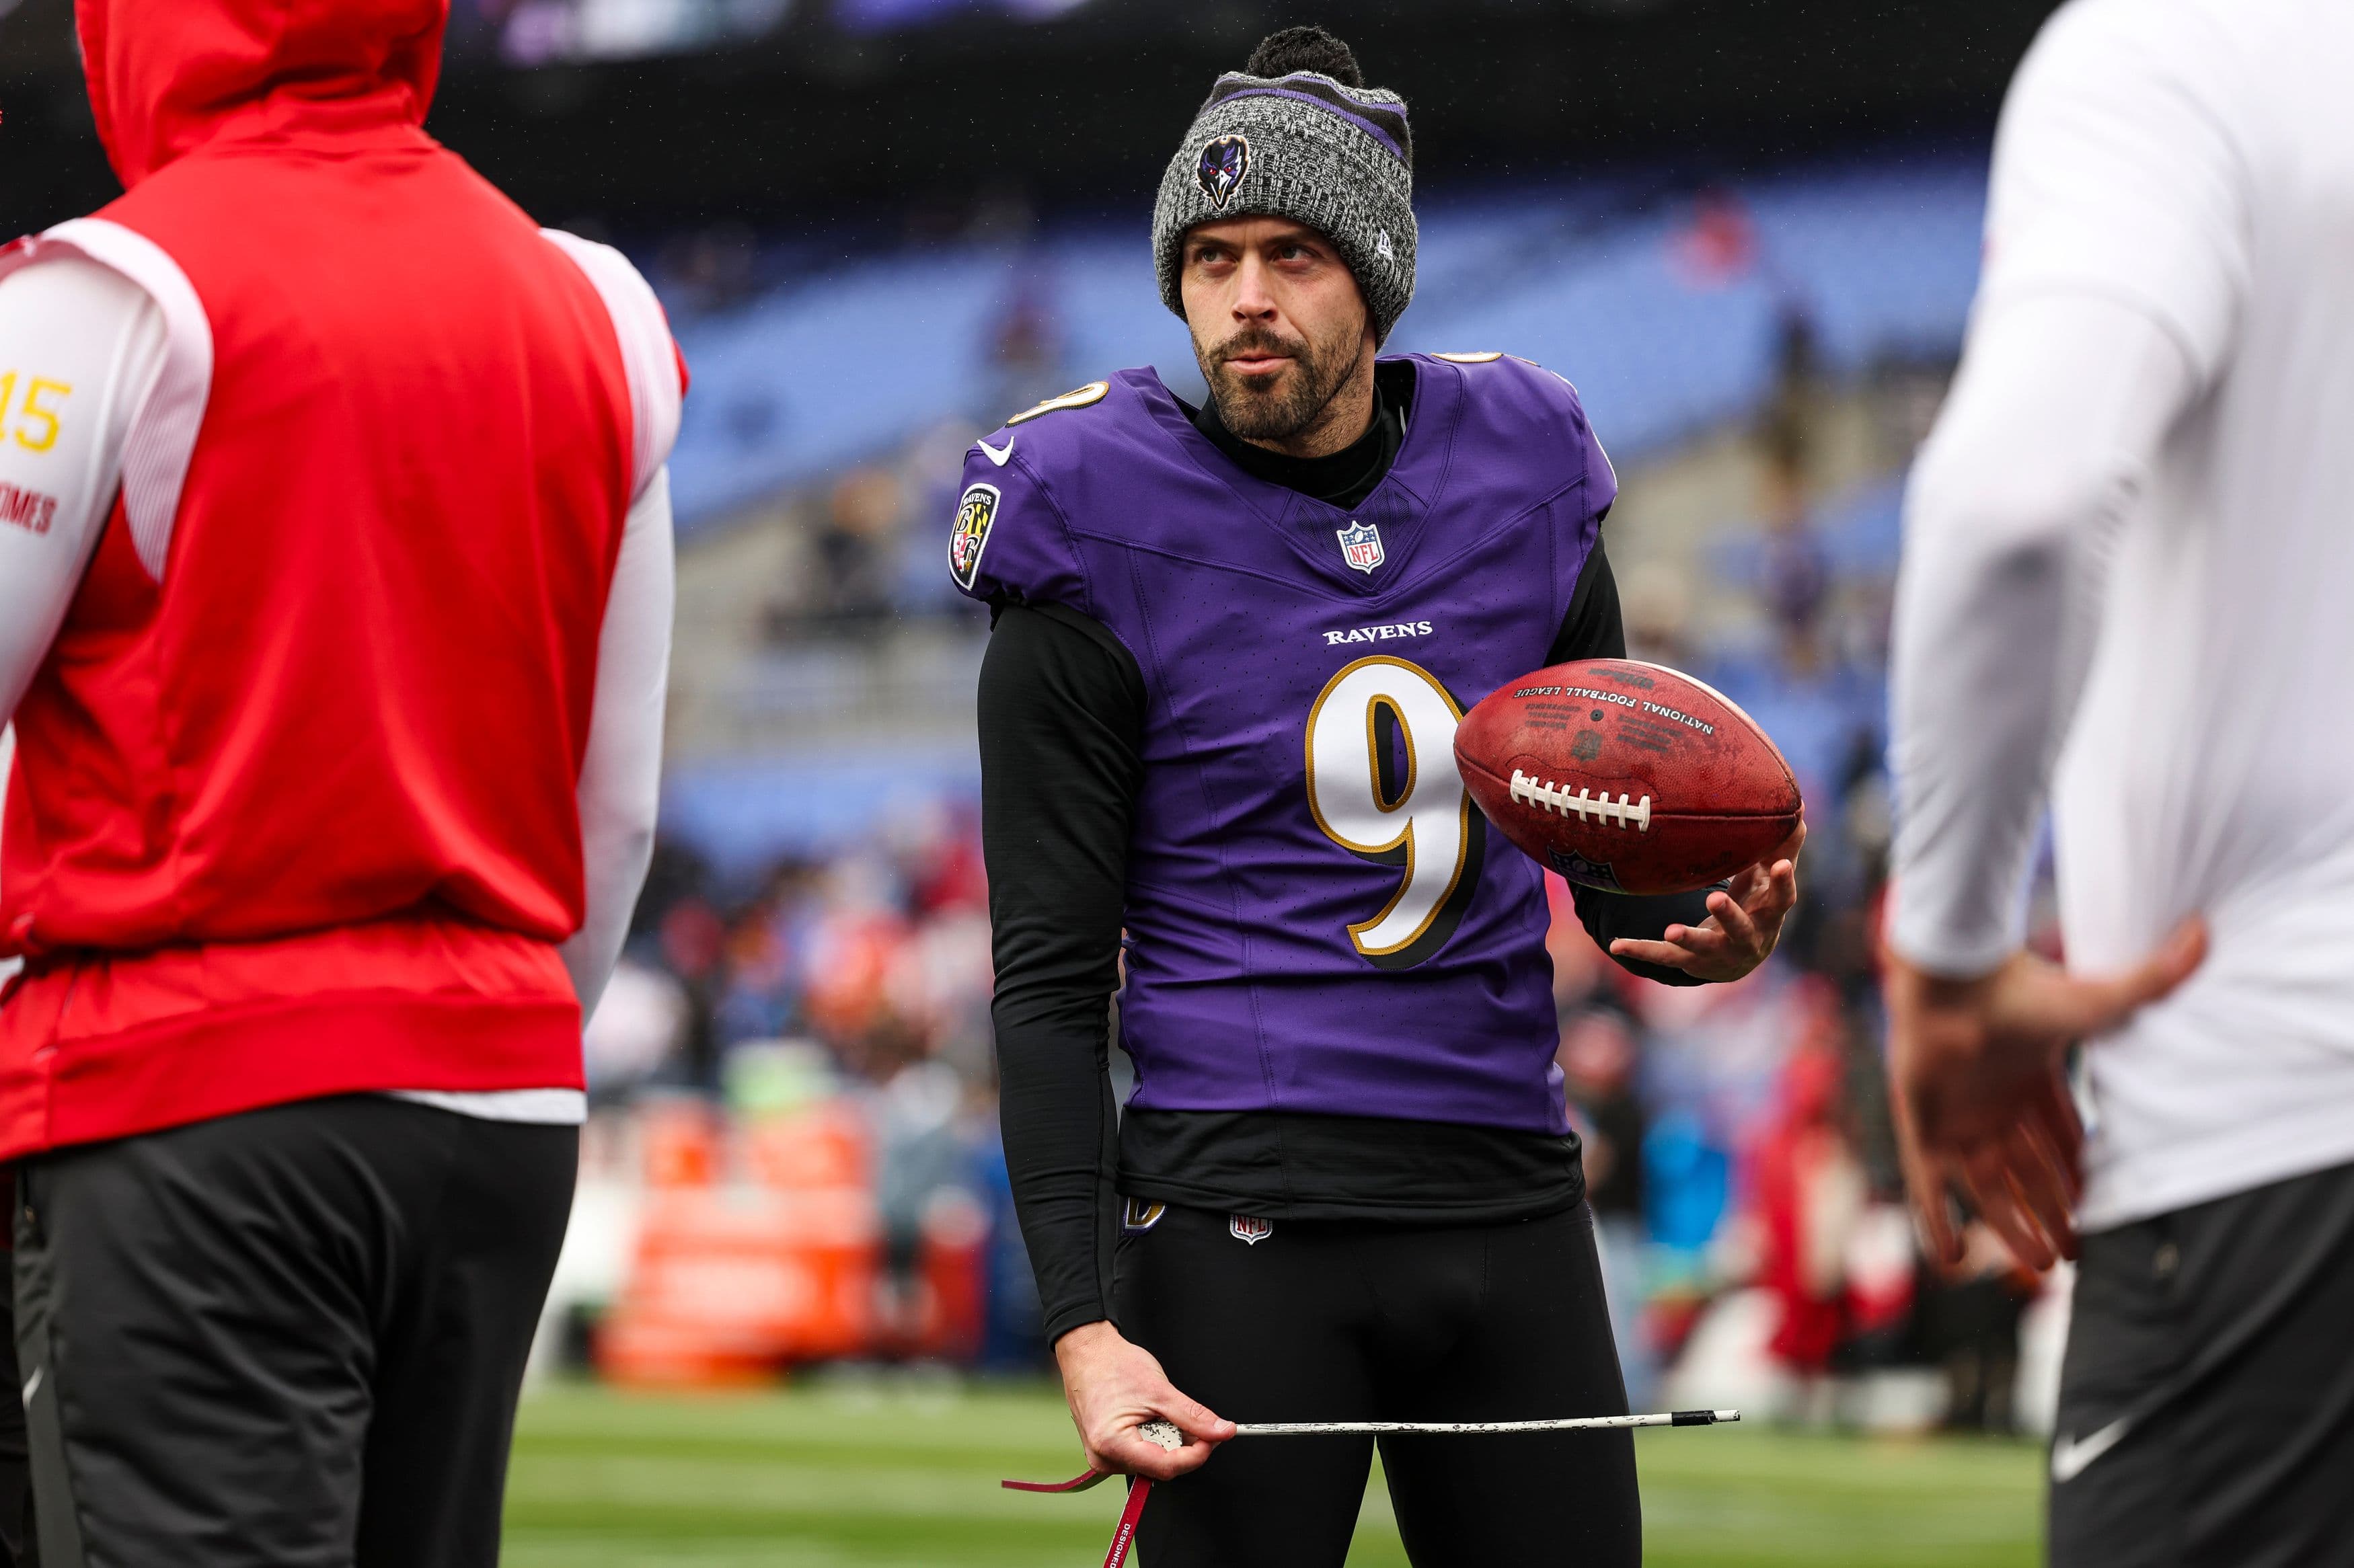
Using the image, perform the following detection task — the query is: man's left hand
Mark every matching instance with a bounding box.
[1609,821,1806,983]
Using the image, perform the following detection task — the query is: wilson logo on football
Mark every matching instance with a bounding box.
[1509,770,1653,831]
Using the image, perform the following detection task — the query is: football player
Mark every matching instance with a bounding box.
[959,28,1802,1565]
[1887,0,2354,1561]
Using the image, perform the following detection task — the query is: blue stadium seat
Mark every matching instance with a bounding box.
[660,154,1989,535]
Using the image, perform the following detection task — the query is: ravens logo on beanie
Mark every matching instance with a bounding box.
[1151,26,1418,346]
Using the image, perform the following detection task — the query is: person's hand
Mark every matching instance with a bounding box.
[1053,1321,1235,1481]
[1884,918,2207,1273]
[1609,821,1807,983]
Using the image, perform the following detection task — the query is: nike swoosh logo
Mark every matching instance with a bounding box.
[21,1366,40,1407]
[2051,1417,2131,1483]
[977,436,1014,467]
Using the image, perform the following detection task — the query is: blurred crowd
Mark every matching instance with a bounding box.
[753,427,984,639]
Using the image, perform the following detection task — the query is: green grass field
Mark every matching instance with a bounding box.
[502,1380,2045,1566]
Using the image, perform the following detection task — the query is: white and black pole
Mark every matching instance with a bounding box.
[1003,1410,1743,1568]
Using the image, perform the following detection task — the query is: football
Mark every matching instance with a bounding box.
[1453,660,1802,896]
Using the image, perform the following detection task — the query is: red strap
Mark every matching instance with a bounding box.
[1000,1470,1152,1567]
[1001,1466,1112,1494]
[1100,1479,1151,1568]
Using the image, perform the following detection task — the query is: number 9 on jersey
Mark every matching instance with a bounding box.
[1304,657,1487,970]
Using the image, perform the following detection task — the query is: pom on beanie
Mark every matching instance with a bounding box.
[1244,26,1364,87]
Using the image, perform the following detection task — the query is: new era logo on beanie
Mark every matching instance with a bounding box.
[1152,26,1418,346]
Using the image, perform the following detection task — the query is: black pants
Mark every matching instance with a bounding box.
[13,1096,576,1568]
[2049,1158,2354,1568]
[1116,1202,1639,1567]
[0,1253,33,1568]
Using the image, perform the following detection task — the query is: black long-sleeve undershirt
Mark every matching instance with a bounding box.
[981,368,1716,1341]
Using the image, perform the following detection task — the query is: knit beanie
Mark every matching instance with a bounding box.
[1151,27,1417,346]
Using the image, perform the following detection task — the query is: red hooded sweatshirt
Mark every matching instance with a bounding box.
[0,0,682,1157]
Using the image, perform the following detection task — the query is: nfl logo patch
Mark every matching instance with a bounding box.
[1547,847,1623,891]
[1229,1214,1274,1246]
[1336,520,1384,574]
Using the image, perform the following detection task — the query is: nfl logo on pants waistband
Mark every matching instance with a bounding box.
[1336,520,1383,574]
[1229,1214,1275,1245]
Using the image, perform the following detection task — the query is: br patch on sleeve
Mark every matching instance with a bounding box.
[948,481,1001,592]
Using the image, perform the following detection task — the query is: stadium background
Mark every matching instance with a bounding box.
[2,1,2067,1560]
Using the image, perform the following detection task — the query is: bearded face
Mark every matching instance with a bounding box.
[1179,218,1375,455]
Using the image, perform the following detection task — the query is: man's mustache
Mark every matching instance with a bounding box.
[1215,331,1306,366]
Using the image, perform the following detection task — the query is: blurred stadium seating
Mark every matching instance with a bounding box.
[656,160,1985,529]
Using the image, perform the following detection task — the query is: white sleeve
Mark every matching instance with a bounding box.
[538,230,685,503]
[1976,0,2253,385]
[559,465,675,1022]
[0,257,165,730]
[1887,293,2193,976]
[1885,0,2254,976]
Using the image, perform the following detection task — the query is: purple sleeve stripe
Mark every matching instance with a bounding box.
[1209,83,1412,165]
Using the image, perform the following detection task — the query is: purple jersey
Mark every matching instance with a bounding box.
[953,353,1613,1136]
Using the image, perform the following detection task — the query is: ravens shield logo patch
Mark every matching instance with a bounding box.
[949,482,1000,592]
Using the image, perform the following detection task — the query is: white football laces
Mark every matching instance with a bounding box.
[1509,769,1653,831]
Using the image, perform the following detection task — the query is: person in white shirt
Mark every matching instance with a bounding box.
[1886,1,2354,1559]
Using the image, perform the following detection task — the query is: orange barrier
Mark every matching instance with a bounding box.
[743,1102,870,1191]
[595,1099,1010,1384]
[638,1099,722,1188]
[597,1183,882,1386]
[909,1187,989,1362]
